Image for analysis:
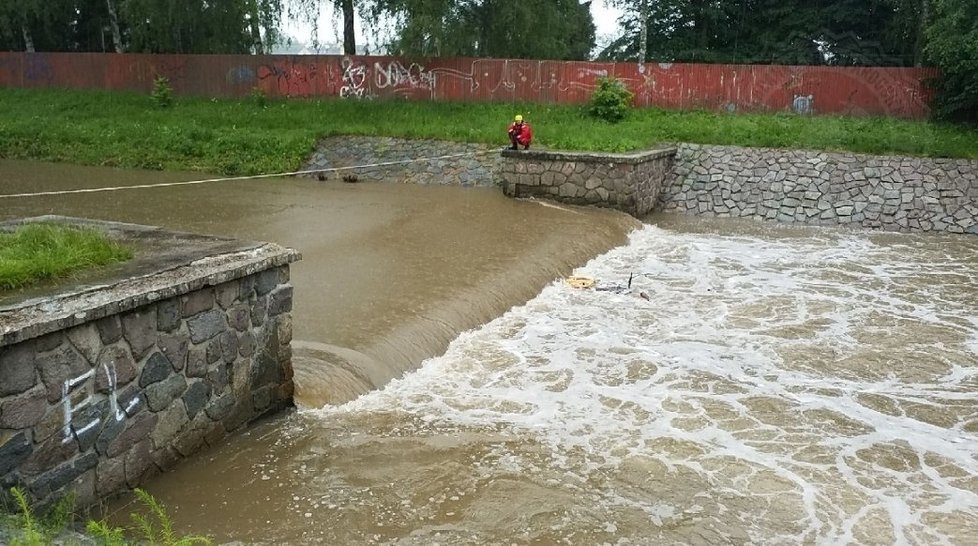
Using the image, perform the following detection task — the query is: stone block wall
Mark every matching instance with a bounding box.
[0,218,300,509]
[302,136,499,187]
[499,148,678,217]
[662,144,978,233]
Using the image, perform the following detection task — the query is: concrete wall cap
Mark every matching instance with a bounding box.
[0,216,301,347]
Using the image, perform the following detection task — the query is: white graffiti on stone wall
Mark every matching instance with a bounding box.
[374,61,435,92]
[340,58,369,99]
[61,363,139,444]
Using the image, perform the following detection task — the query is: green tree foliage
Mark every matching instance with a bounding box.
[123,0,282,53]
[0,0,282,53]
[0,0,77,52]
[925,0,978,123]
[600,0,925,67]
[371,0,596,60]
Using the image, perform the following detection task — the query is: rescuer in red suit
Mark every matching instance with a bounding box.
[507,114,532,150]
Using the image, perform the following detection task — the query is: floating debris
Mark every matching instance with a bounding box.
[565,276,596,289]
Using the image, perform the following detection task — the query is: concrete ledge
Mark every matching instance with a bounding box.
[1,216,301,347]
[499,147,678,217]
[501,147,677,165]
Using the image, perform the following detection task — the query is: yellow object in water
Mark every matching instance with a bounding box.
[565,275,596,289]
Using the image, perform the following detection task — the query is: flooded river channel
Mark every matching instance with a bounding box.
[3,160,977,544]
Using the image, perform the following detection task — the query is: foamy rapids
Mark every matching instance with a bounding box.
[312,223,978,544]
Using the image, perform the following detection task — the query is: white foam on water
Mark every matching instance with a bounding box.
[317,224,978,544]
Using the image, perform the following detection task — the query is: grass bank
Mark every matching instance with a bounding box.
[0,87,975,176]
[0,223,133,290]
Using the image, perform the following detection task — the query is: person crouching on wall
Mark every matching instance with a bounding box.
[507,114,532,150]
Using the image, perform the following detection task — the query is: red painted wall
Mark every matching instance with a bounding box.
[0,52,938,119]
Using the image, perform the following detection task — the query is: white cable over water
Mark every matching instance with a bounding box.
[0,150,496,199]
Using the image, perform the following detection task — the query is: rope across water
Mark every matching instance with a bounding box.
[0,150,495,199]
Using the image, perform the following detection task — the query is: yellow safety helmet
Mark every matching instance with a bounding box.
[514,114,523,122]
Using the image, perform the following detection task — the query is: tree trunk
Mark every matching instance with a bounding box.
[22,24,35,52]
[914,0,928,67]
[342,0,356,55]
[249,0,264,54]
[106,0,124,52]
[638,0,648,73]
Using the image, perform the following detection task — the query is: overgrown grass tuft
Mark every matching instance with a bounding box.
[0,223,133,290]
[0,88,975,177]
[8,487,44,546]
[1,488,78,546]
[2,487,211,546]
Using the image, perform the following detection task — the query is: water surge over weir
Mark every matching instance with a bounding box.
[146,217,978,544]
[290,204,642,407]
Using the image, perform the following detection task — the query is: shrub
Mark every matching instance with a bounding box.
[250,86,267,108]
[587,77,634,123]
[151,76,174,108]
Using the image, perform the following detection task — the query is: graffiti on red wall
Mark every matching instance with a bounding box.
[0,52,938,119]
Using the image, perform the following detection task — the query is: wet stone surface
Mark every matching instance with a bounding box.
[0,218,299,509]
[664,143,978,233]
[303,136,500,187]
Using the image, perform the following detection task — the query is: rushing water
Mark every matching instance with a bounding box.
[4,161,977,544]
[140,217,978,545]
[0,159,637,406]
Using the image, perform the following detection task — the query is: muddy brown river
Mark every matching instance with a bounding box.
[2,160,977,544]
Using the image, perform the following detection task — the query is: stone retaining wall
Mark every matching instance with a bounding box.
[498,148,678,216]
[303,136,499,187]
[0,217,300,509]
[304,136,978,233]
[662,144,978,233]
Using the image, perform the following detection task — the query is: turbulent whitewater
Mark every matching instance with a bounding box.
[296,221,978,545]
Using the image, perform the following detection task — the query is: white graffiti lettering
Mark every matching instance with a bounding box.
[578,68,608,78]
[374,61,435,91]
[61,362,130,445]
[340,58,369,99]
[62,369,95,444]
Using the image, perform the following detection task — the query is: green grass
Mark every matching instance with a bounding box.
[1,487,211,546]
[1,488,78,546]
[0,223,133,290]
[0,87,975,177]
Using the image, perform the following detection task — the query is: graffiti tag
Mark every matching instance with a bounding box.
[374,61,434,91]
[340,58,369,99]
[793,94,814,115]
[62,363,140,445]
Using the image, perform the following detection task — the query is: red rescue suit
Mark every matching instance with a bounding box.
[507,121,533,149]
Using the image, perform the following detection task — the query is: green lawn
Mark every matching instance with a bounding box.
[0,223,133,290]
[0,87,975,176]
